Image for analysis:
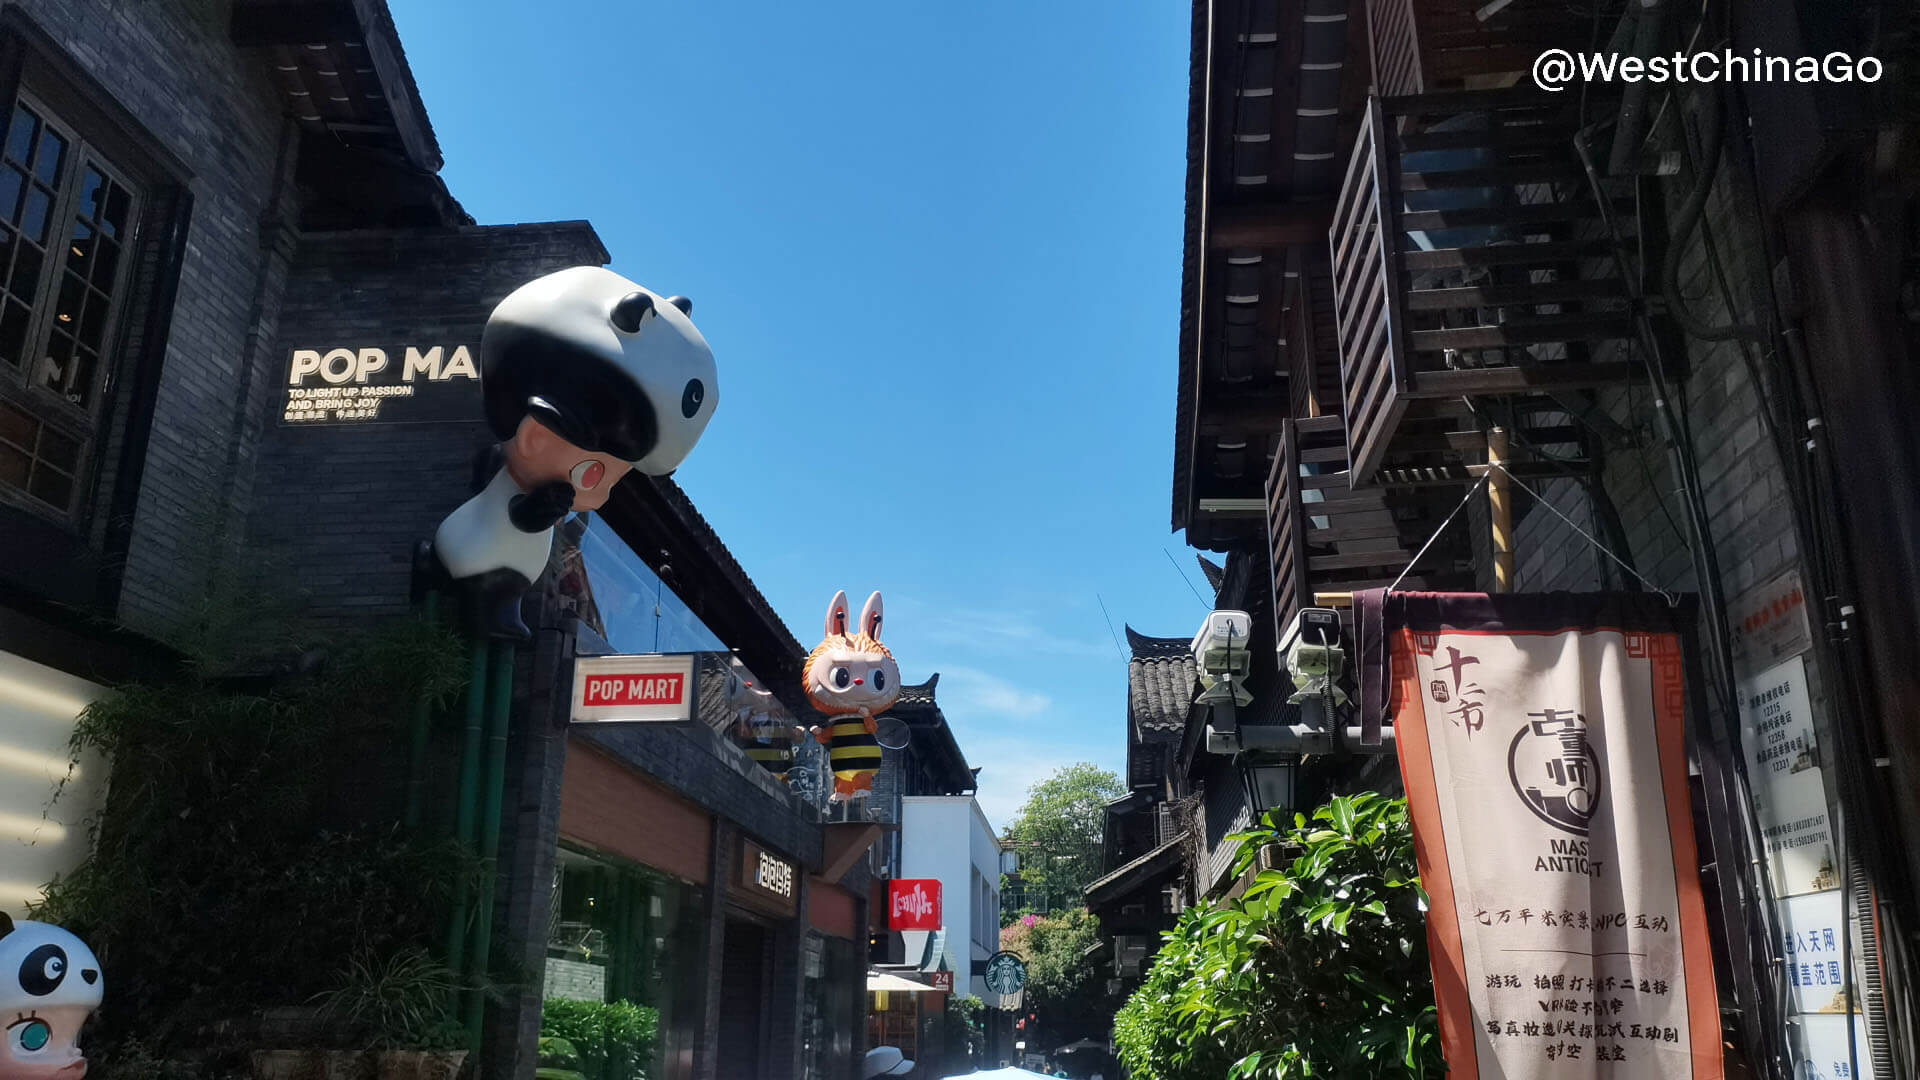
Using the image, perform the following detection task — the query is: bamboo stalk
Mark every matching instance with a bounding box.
[444,636,490,987]
[1489,427,1515,592]
[403,590,441,830]
[465,639,517,1051]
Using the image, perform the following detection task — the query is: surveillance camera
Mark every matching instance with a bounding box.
[1280,607,1348,706]
[1191,610,1252,678]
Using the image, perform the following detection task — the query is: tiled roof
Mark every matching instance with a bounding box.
[1125,626,1197,740]
[1084,836,1184,907]
[897,674,939,708]
[1197,555,1226,596]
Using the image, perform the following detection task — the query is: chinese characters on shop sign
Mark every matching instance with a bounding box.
[1392,610,1720,1080]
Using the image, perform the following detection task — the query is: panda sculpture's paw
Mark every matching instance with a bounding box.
[410,539,451,604]
[451,567,535,641]
[508,481,576,533]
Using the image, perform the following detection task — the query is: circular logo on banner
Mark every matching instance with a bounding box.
[983,951,1028,995]
[1507,710,1602,836]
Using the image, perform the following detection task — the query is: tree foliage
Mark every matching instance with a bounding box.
[1000,763,1124,914]
[1113,793,1442,1079]
[1000,909,1121,1051]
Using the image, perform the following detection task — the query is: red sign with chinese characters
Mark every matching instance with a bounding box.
[887,879,942,931]
[929,971,954,992]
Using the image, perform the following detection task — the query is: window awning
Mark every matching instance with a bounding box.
[868,971,938,993]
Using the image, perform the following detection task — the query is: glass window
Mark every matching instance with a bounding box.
[545,847,707,1080]
[802,932,857,1080]
[575,515,727,653]
[0,94,142,519]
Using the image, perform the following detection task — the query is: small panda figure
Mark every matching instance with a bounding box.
[0,914,101,1079]
[425,266,720,639]
[803,591,902,801]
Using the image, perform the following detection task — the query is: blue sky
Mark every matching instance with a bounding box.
[394,1,1207,829]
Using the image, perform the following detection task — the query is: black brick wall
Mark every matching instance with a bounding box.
[2,0,286,631]
[248,223,609,631]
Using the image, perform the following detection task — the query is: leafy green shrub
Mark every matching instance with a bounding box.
[945,994,986,1066]
[30,615,472,1056]
[536,1036,589,1080]
[1113,793,1441,1079]
[540,999,659,1080]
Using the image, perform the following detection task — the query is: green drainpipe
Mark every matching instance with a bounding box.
[464,638,517,1050]
[445,636,491,992]
[403,591,441,830]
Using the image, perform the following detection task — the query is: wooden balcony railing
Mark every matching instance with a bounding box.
[1329,92,1637,486]
[1265,416,1477,642]
[1366,0,1594,97]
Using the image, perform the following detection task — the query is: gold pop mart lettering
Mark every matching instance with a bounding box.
[287,346,478,385]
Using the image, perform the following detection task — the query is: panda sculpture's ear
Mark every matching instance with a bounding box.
[610,291,655,333]
[0,911,12,939]
[667,295,693,316]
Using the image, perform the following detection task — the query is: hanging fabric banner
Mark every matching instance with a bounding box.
[1379,592,1723,1080]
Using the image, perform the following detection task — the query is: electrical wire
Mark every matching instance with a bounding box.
[1574,87,1796,1080]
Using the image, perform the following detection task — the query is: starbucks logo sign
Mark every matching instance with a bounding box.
[983,950,1028,995]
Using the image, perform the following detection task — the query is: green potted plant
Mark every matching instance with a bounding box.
[311,948,468,1080]
[535,1036,588,1080]
[539,999,657,1080]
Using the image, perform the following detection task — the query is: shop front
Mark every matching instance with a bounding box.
[546,729,871,1080]
[505,513,875,1080]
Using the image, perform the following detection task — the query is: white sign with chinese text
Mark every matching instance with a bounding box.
[1780,889,1862,1015]
[1738,656,1838,897]
[1729,569,1813,675]
[1394,625,1721,1080]
[1793,1012,1875,1080]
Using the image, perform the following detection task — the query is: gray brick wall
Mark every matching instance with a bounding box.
[1505,129,1813,735]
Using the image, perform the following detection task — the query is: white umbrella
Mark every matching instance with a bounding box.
[938,1069,1056,1080]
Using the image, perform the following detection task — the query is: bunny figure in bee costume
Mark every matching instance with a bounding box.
[803,591,901,801]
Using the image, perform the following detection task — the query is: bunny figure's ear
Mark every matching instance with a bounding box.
[860,592,885,641]
[825,590,851,638]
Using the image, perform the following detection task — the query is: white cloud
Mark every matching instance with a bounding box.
[959,733,1084,835]
[935,665,1053,718]
[896,600,1115,659]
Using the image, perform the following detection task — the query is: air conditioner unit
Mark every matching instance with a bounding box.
[1116,935,1150,977]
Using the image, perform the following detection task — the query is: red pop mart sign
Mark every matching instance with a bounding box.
[571,654,696,724]
[888,879,942,931]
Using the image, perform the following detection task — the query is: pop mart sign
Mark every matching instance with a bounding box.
[571,654,697,724]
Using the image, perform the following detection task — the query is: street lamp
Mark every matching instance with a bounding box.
[1233,749,1299,818]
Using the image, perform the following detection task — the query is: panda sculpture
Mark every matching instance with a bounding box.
[424,266,719,639]
[0,914,101,1079]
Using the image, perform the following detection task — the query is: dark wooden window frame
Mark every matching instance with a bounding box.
[0,8,193,613]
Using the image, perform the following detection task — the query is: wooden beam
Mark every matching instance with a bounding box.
[1198,387,1294,435]
[1401,362,1635,398]
[1209,202,1336,250]
[229,0,360,45]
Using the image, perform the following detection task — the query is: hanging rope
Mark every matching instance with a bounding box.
[1386,470,1493,596]
[1489,461,1682,606]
